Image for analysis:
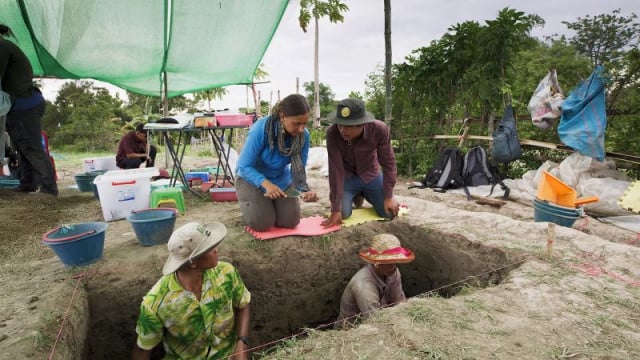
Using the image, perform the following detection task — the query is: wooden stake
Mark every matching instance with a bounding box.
[546,223,555,258]
[457,119,471,148]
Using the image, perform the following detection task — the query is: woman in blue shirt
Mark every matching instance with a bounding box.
[236,94,318,231]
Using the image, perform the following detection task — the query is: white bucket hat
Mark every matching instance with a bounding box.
[358,233,415,264]
[162,221,227,275]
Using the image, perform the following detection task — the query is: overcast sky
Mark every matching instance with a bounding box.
[41,0,637,111]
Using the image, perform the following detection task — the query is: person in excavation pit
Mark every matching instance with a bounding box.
[132,221,251,360]
[335,233,415,329]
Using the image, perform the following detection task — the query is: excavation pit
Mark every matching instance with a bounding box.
[84,221,521,358]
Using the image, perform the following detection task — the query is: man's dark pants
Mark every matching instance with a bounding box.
[118,145,157,169]
[6,102,58,195]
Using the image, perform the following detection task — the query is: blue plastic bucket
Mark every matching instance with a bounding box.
[74,170,106,192]
[42,222,107,267]
[533,198,582,216]
[127,208,178,246]
[0,177,19,188]
[533,201,580,228]
[92,182,100,200]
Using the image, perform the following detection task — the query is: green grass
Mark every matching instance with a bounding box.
[255,336,300,358]
[463,298,486,312]
[548,346,580,359]
[33,310,61,351]
[312,235,332,252]
[244,237,273,256]
[406,304,437,326]
[416,346,449,360]
[452,312,473,330]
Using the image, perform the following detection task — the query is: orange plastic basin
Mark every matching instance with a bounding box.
[537,170,599,208]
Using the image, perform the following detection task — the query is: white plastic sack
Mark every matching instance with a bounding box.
[579,177,631,216]
[306,147,328,177]
[528,69,564,130]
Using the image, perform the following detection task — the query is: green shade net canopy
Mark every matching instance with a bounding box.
[0,0,289,97]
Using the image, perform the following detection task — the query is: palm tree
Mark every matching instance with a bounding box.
[384,0,392,126]
[250,63,269,117]
[299,0,349,127]
[193,87,228,111]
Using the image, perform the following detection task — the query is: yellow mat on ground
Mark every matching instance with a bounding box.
[339,206,409,228]
[341,208,386,227]
[619,180,640,214]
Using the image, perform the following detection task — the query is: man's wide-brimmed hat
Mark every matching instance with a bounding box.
[163,221,227,275]
[327,98,375,126]
[358,233,415,264]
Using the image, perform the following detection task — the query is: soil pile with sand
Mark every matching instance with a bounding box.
[0,159,638,359]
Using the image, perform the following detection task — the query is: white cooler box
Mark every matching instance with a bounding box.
[93,168,159,221]
[83,156,118,172]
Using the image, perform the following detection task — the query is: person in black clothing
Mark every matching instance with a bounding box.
[0,24,58,195]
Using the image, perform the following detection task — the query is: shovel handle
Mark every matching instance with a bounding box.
[575,196,599,206]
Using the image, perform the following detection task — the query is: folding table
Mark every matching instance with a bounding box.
[145,124,249,198]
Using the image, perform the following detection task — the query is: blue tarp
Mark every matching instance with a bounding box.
[558,66,608,161]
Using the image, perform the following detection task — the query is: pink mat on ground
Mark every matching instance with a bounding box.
[245,216,341,241]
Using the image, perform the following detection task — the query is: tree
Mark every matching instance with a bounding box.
[364,65,386,119]
[383,0,392,125]
[125,92,190,116]
[51,81,123,151]
[302,81,335,118]
[298,0,349,127]
[192,87,228,111]
[562,9,639,69]
[347,91,362,99]
[559,9,640,113]
[250,63,269,116]
[559,10,640,171]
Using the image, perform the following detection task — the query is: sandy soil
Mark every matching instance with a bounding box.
[0,158,638,360]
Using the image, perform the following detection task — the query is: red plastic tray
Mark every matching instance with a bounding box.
[215,114,254,127]
[209,187,238,202]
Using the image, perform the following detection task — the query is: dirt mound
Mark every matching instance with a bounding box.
[0,167,638,359]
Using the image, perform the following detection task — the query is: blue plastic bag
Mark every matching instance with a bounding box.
[558,66,607,161]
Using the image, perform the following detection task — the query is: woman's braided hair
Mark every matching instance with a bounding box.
[270,94,309,121]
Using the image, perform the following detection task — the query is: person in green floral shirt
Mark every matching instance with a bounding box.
[132,221,251,360]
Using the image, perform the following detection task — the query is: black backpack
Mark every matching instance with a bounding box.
[462,145,510,199]
[409,146,466,191]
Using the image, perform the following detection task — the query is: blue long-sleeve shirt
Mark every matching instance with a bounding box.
[236,115,310,192]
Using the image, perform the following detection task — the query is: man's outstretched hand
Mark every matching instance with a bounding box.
[322,212,342,227]
[384,198,400,218]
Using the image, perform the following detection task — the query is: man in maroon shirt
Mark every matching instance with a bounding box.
[322,98,400,227]
[116,124,156,169]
